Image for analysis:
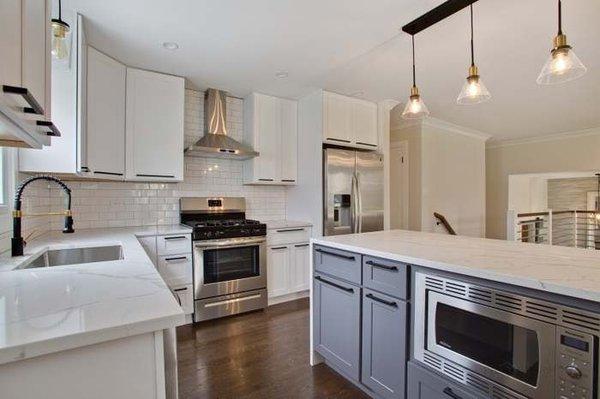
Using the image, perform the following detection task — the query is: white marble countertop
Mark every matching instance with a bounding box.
[313,230,600,303]
[0,226,191,365]
[266,220,312,230]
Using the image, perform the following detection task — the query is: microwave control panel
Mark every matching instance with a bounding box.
[556,326,595,399]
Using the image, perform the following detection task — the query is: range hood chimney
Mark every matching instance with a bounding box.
[184,89,258,160]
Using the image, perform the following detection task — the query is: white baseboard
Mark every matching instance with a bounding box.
[268,290,309,306]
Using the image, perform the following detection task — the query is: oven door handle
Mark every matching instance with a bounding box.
[194,237,266,249]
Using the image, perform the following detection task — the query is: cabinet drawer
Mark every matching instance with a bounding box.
[158,254,192,287]
[172,284,193,315]
[156,234,191,256]
[363,256,409,299]
[313,245,361,284]
[407,361,479,399]
[313,273,360,381]
[267,226,310,246]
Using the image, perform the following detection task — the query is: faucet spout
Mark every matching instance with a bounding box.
[12,175,74,257]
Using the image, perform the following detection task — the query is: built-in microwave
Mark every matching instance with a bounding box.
[413,271,599,399]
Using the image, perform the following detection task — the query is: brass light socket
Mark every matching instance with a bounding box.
[410,86,420,96]
[468,65,479,78]
[553,33,568,49]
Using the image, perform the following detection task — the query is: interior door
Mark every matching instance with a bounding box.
[356,151,384,233]
[324,148,356,236]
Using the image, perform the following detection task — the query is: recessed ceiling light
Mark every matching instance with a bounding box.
[275,71,289,79]
[162,42,179,50]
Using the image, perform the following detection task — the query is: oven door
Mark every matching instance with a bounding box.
[426,291,556,398]
[193,236,266,299]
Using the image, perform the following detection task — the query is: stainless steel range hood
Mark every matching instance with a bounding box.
[184,89,258,160]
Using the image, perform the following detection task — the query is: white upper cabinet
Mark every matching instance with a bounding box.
[85,47,126,177]
[0,0,54,148]
[125,68,185,181]
[322,91,378,149]
[243,93,297,185]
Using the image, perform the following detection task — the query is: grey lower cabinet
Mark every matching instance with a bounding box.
[407,362,479,399]
[362,289,407,399]
[313,273,361,380]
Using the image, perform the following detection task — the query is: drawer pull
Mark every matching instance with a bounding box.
[36,121,62,137]
[294,243,309,248]
[281,179,296,182]
[315,248,355,261]
[271,246,287,250]
[276,228,305,233]
[164,236,187,241]
[315,276,354,293]
[165,256,188,262]
[136,173,175,178]
[366,293,397,308]
[366,260,398,271]
[326,137,351,143]
[258,178,274,181]
[443,388,463,399]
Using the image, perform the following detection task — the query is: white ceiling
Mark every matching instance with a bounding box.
[61,0,600,141]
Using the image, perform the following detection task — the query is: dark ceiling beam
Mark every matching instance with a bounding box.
[402,0,479,35]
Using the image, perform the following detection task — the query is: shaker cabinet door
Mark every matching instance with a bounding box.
[362,289,407,399]
[267,245,290,298]
[289,243,310,292]
[279,98,297,183]
[313,273,360,381]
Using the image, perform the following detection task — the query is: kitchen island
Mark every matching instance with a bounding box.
[0,226,191,399]
[310,230,600,399]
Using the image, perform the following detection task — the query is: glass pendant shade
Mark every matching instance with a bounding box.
[51,20,70,60]
[457,70,491,105]
[401,86,430,120]
[536,42,587,85]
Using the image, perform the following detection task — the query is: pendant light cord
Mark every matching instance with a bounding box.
[470,5,475,67]
[58,0,62,20]
[411,35,416,87]
[557,0,562,35]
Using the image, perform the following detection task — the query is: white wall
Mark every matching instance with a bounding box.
[507,175,548,213]
[486,128,600,239]
[390,118,488,237]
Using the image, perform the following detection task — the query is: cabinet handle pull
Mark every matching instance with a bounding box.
[271,246,287,250]
[258,178,274,182]
[356,142,377,147]
[276,228,304,233]
[315,248,355,261]
[281,179,295,182]
[2,85,44,115]
[94,170,123,176]
[164,236,187,240]
[136,173,175,178]
[294,243,309,248]
[366,260,398,271]
[443,388,463,399]
[366,293,397,308]
[36,121,62,137]
[165,256,188,262]
[326,138,351,143]
[315,276,354,293]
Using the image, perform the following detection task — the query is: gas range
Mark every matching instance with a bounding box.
[179,197,268,323]
[182,218,267,241]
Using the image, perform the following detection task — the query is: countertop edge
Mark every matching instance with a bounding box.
[311,238,600,304]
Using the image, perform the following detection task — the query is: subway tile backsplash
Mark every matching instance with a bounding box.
[39,89,286,231]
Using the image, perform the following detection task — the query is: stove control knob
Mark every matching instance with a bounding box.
[565,365,582,379]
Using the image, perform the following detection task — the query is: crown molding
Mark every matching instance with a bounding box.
[421,117,492,141]
[486,126,600,149]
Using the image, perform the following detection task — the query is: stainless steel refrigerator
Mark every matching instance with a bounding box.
[323,148,384,236]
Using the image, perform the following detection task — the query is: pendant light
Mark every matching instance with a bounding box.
[537,0,586,85]
[456,5,491,105]
[401,35,430,120]
[51,0,70,60]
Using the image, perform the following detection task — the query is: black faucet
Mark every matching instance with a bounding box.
[12,175,74,257]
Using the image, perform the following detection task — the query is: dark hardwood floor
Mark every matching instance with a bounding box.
[176,298,369,399]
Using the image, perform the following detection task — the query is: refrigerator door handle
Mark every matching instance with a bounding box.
[356,172,362,233]
[351,173,357,233]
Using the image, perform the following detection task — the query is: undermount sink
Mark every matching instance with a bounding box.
[20,245,123,269]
